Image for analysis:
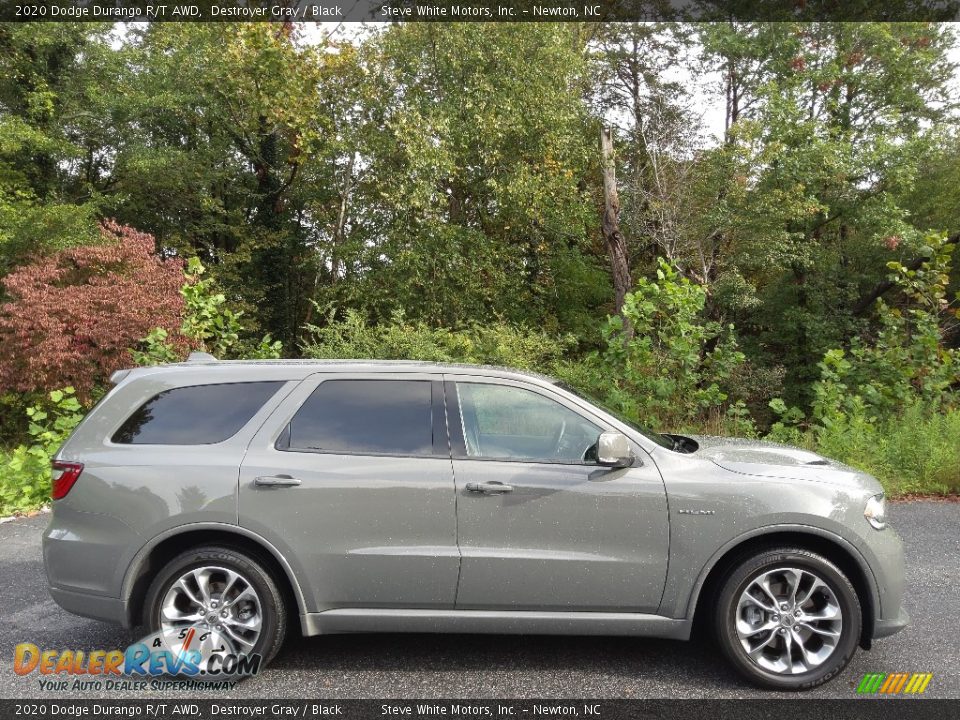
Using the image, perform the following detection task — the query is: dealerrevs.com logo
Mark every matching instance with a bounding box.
[13,624,261,691]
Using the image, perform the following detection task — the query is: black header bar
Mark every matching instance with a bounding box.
[1,0,958,22]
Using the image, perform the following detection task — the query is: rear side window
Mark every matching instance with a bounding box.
[112,382,284,445]
[281,379,433,456]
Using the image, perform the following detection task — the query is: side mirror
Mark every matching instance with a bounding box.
[596,431,635,468]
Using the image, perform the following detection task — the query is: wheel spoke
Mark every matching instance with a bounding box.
[175,578,204,608]
[798,621,841,638]
[801,603,841,621]
[221,622,256,648]
[795,576,827,606]
[756,576,781,609]
[161,606,203,624]
[737,617,778,637]
[225,613,262,632]
[747,628,779,657]
[193,569,213,605]
[783,569,802,607]
[792,628,813,671]
[223,586,256,610]
[782,628,797,673]
[740,590,775,613]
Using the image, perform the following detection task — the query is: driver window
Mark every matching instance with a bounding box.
[455,383,601,463]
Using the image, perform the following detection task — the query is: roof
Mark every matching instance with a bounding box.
[111,357,558,386]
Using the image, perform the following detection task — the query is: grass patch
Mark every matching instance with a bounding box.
[808,404,960,497]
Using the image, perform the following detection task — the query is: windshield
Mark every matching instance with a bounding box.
[554,382,675,450]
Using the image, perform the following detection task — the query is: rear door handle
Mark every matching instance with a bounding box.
[465,481,514,495]
[254,475,302,487]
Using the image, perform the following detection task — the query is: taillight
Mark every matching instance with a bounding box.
[51,461,84,500]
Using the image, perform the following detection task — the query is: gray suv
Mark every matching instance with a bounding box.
[43,356,908,689]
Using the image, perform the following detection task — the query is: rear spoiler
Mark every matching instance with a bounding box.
[110,351,218,385]
[110,369,132,385]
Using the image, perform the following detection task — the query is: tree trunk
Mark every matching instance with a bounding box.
[601,127,632,328]
[852,232,959,317]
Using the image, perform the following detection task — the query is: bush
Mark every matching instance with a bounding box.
[781,403,960,497]
[132,257,282,366]
[811,234,958,424]
[765,234,960,496]
[0,387,84,516]
[302,307,576,371]
[0,221,188,400]
[589,258,746,430]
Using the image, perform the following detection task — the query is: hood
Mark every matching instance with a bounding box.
[687,435,879,491]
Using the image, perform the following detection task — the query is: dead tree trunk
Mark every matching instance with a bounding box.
[601,127,632,329]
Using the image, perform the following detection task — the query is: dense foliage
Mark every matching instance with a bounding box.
[0,221,187,399]
[0,387,84,515]
[592,259,746,429]
[0,21,958,513]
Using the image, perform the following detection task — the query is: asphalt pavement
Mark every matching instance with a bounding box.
[0,501,957,699]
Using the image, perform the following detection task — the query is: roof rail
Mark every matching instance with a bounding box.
[187,351,218,363]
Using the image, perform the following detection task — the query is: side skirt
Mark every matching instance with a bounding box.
[300,609,691,640]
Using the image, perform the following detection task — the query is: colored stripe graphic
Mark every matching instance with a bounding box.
[879,674,897,693]
[857,673,932,695]
[891,673,909,693]
[856,673,882,693]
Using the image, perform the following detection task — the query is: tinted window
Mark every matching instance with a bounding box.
[284,380,433,456]
[112,382,283,445]
[456,383,600,463]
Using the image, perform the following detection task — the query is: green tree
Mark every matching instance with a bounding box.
[699,22,957,404]
[318,23,608,336]
[0,24,116,275]
[104,23,341,346]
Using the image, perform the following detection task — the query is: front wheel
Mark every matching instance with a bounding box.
[714,548,861,690]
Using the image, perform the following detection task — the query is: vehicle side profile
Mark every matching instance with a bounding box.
[43,356,908,689]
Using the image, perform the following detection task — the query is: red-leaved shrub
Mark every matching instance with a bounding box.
[0,221,189,399]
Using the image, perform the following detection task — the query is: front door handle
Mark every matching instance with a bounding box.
[254,474,302,487]
[465,481,514,495]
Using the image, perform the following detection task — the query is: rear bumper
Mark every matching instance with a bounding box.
[48,586,130,628]
[873,606,910,640]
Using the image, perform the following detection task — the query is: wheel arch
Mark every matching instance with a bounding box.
[688,527,878,649]
[122,523,307,633]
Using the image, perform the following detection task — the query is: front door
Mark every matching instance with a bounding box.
[239,373,459,611]
[447,377,669,612]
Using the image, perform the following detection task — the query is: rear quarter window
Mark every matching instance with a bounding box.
[112,381,284,445]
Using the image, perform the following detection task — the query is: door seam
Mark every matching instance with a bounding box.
[443,376,465,606]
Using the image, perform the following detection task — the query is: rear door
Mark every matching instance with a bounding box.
[239,372,459,611]
[447,375,669,612]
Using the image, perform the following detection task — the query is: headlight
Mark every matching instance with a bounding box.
[864,493,887,530]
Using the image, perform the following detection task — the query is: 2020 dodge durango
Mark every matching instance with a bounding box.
[43,357,908,689]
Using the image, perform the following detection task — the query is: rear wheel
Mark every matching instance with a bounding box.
[714,547,861,690]
[144,545,287,669]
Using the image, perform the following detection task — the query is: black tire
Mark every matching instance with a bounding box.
[714,547,861,690]
[144,545,287,668]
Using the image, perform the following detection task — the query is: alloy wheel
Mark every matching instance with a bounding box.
[735,567,843,675]
[159,565,263,659]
